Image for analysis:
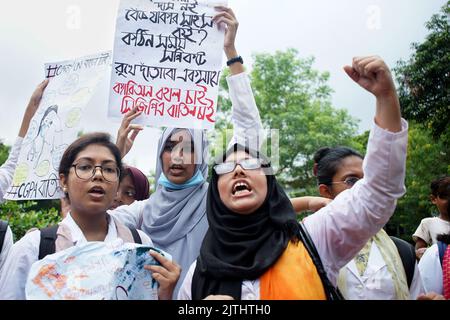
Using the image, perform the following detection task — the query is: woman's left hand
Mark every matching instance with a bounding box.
[144,251,181,300]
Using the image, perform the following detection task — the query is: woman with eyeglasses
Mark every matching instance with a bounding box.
[0,133,180,300]
[178,56,415,300]
[109,7,264,298]
[313,146,424,300]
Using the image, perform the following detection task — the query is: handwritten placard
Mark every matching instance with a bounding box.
[26,240,171,300]
[108,0,227,130]
[5,52,111,200]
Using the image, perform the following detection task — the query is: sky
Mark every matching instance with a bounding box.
[0,0,446,175]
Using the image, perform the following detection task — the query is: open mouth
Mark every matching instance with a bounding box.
[232,181,252,196]
[88,186,105,197]
[169,164,185,175]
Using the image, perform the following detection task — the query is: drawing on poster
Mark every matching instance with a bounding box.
[6,51,112,201]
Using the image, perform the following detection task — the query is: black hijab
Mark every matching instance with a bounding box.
[192,144,300,300]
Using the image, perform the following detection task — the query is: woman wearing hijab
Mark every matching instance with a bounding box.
[178,55,409,300]
[110,7,264,297]
[109,166,151,210]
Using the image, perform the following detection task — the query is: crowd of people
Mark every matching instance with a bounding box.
[0,7,448,300]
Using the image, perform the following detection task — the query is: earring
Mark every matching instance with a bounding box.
[63,187,68,193]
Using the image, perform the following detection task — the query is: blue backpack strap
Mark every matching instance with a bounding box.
[0,220,9,254]
[438,241,448,267]
[129,227,142,244]
[39,225,59,260]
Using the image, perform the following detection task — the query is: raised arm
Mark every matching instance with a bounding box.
[290,196,331,214]
[213,7,264,151]
[304,56,408,284]
[0,80,48,202]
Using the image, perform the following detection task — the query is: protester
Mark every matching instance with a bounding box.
[110,7,264,297]
[0,133,180,300]
[178,55,410,300]
[314,145,423,299]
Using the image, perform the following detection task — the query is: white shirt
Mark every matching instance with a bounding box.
[418,244,443,295]
[0,137,23,203]
[413,217,450,245]
[341,241,424,300]
[0,213,152,300]
[0,225,14,274]
[178,119,409,300]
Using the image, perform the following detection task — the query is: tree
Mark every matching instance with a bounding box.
[217,49,359,195]
[386,123,450,241]
[0,200,61,240]
[394,1,450,144]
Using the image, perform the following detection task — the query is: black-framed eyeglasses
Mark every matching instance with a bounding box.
[71,162,120,182]
[214,158,270,175]
[330,176,360,188]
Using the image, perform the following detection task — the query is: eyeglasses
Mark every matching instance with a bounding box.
[214,158,270,175]
[330,176,360,188]
[71,162,120,182]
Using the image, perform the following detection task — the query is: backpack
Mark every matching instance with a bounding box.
[38,225,142,260]
[390,236,416,289]
[438,241,448,267]
[298,223,345,300]
[0,220,9,255]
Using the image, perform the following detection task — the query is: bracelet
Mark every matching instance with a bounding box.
[227,56,243,66]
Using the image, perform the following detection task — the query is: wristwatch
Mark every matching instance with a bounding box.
[227,56,244,66]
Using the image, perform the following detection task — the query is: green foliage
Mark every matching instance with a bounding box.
[386,123,450,241]
[394,1,450,144]
[249,49,359,194]
[0,200,61,241]
[0,143,10,166]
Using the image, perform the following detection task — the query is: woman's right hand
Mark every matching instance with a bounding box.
[212,6,239,59]
[116,106,144,158]
[212,6,244,75]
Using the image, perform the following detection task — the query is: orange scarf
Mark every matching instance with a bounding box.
[260,241,326,300]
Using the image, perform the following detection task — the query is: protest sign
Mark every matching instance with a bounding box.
[26,240,171,300]
[5,52,111,200]
[108,0,227,130]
